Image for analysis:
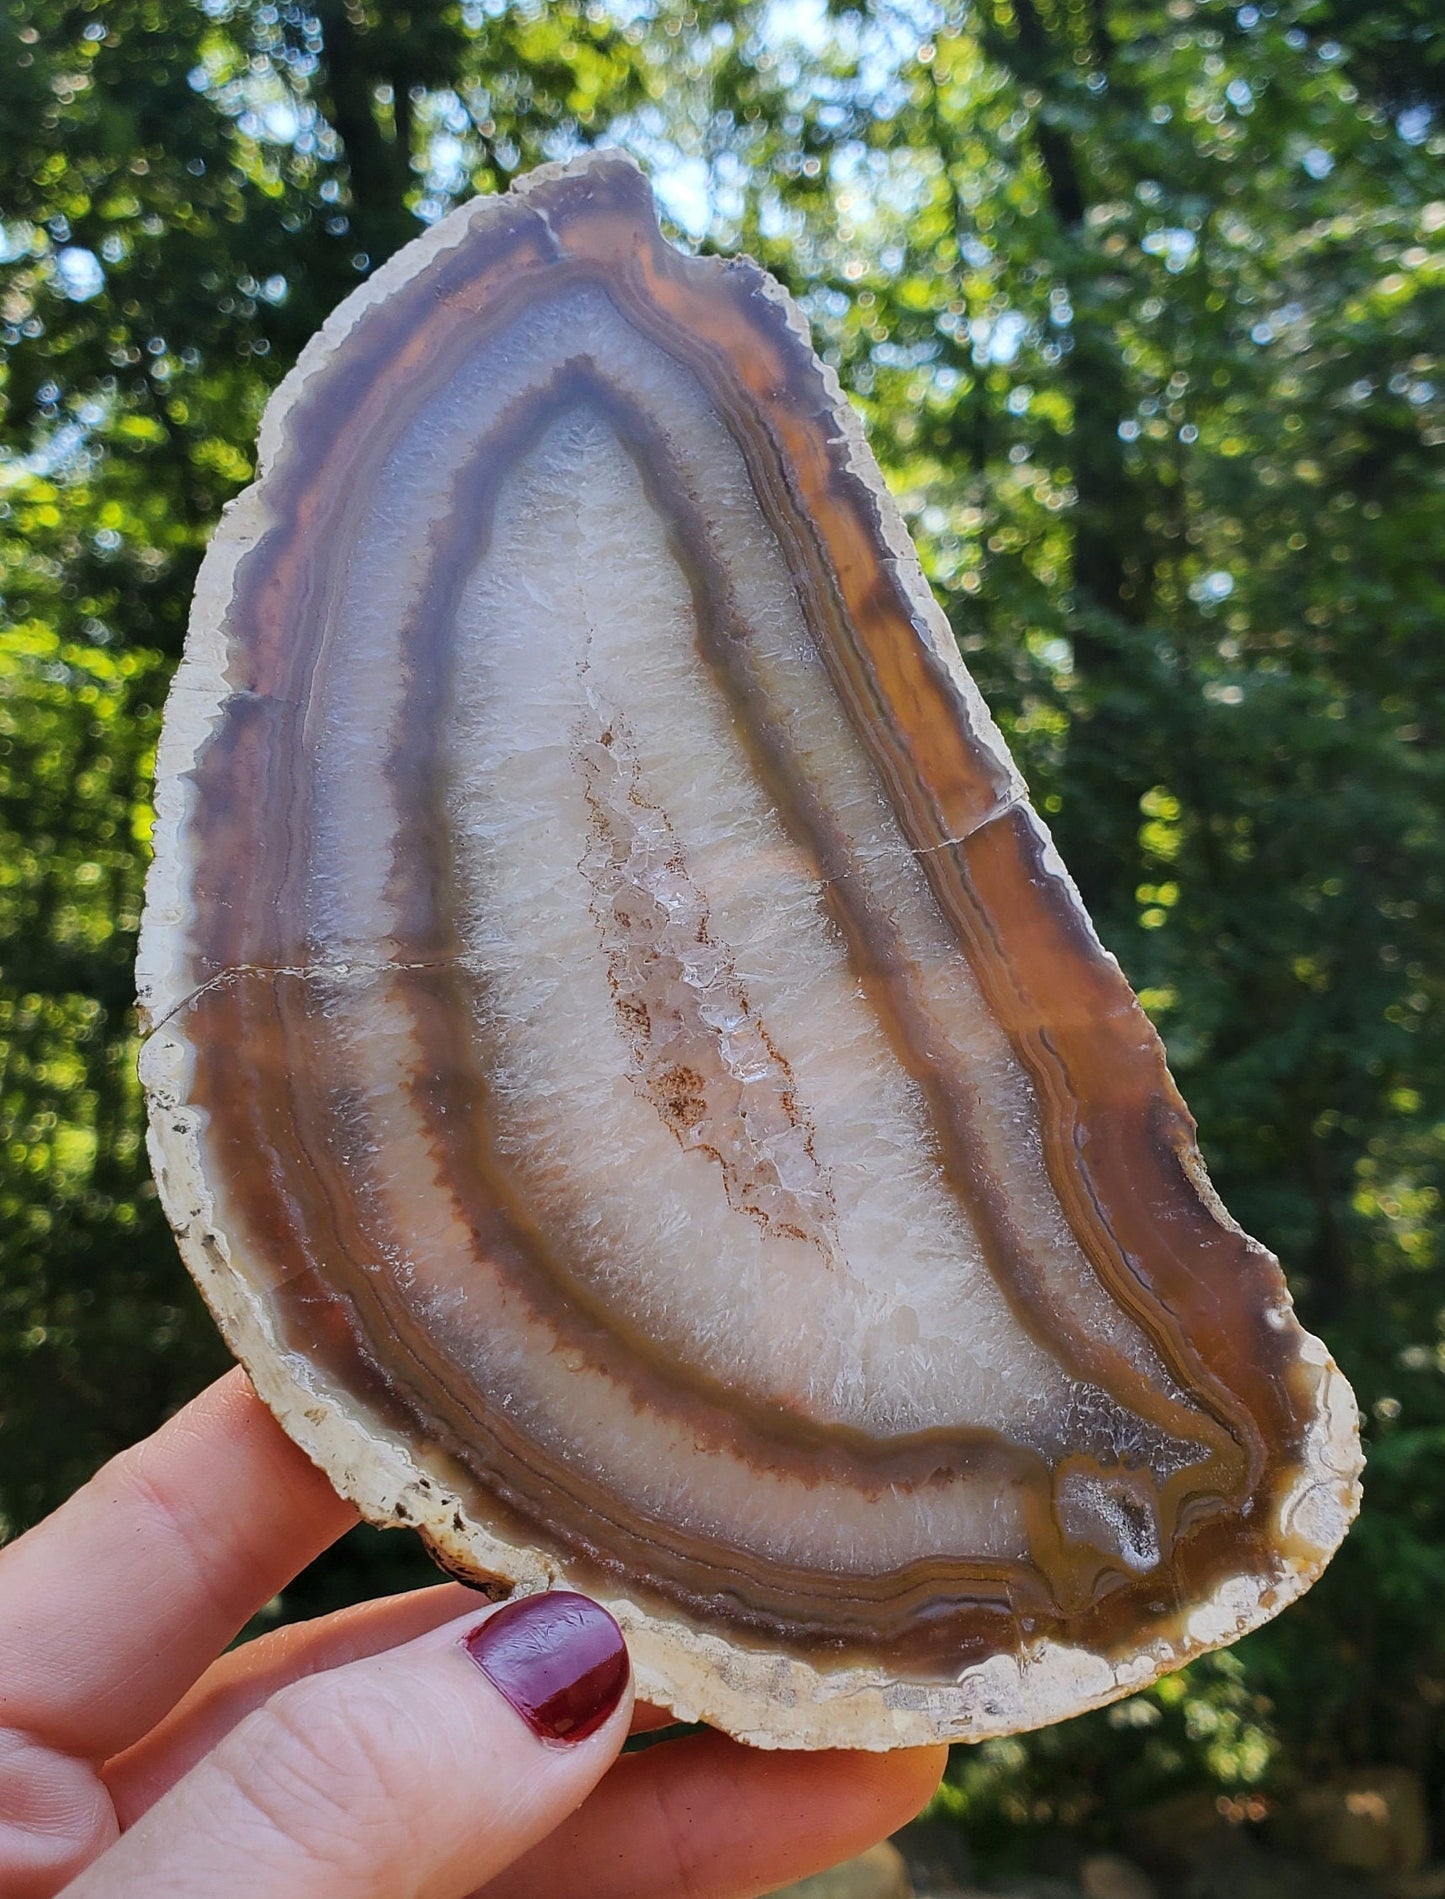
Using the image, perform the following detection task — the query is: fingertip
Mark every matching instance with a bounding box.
[209,1372,358,1515]
[460,1591,633,1747]
[791,1739,948,1845]
[851,1740,950,1828]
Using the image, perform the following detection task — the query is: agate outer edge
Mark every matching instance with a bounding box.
[137,150,1362,1750]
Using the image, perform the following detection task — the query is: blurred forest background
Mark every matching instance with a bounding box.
[1,0,1441,1889]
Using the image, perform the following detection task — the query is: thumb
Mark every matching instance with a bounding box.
[72,1592,632,1899]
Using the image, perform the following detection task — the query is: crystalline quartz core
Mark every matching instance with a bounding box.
[137,151,1360,1749]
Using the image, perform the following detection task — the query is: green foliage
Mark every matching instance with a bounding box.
[0,618,227,1524]
[0,0,658,1586]
[2,0,1442,1852]
[936,1646,1278,1862]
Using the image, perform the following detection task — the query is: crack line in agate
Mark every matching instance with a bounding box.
[139,954,470,1037]
[905,795,1028,857]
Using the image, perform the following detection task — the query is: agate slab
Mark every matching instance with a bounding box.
[137,151,1361,1749]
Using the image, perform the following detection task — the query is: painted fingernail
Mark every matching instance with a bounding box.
[463,1590,629,1744]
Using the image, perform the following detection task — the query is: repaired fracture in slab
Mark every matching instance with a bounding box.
[137,150,1360,1750]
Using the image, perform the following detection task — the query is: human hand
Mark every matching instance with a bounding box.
[0,1370,945,1897]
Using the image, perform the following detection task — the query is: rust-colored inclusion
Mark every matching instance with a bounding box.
[140,153,1356,1696]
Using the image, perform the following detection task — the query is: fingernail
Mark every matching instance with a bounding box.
[463,1590,629,1744]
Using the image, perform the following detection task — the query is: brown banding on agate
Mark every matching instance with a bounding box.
[138,151,1359,1750]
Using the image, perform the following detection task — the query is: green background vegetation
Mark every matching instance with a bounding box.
[1,0,1441,1870]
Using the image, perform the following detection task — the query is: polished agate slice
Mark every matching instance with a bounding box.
[137,151,1360,1749]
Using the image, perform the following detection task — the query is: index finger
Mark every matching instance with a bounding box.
[0,1369,354,1764]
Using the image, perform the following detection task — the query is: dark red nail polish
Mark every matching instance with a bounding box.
[463,1591,629,1744]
